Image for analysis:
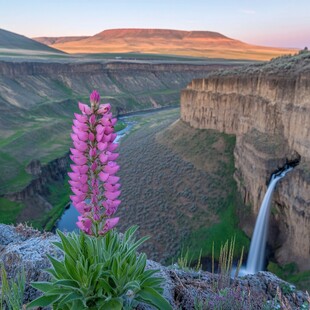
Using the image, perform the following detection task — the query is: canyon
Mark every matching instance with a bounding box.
[180,52,310,271]
[0,59,242,226]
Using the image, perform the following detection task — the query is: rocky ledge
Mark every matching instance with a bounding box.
[0,224,308,309]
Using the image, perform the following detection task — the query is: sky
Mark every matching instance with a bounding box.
[0,0,309,48]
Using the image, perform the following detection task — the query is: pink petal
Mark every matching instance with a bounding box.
[78,102,91,115]
[99,153,108,164]
[70,155,88,166]
[97,103,111,114]
[105,190,121,200]
[111,118,117,126]
[102,134,111,142]
[104,183,121,191]
[79,174,88,184]
[107,152,119,161]
[70,164,79,172]
[108,143,118,152]
[68,172,80,181]
[96,132,104,142]
[91,162,97,172]
[88,132,95,141]
[79,165,89,174]
[70,133,79,143]
[70,148,83,156]
[90,90,100,105]
[73,141,88,152]
[104,126,113,134]
[89,114,96,125]
[77,131,89,141]
[73,119,88,131]
[106,175,120,184]
[96,124,104,134]
[74,113,88,123]
[98,142,107,151]
[103,164,119,174]
[101,118,111,126]
[99,171,109,182]
[110,133,117,142]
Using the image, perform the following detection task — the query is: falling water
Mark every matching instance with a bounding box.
[245,166,293,274]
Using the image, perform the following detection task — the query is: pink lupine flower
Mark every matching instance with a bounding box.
[68,90,121,236]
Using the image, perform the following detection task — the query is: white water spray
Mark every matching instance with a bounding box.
[245,167,292,274]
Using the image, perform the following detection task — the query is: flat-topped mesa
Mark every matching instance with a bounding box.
[180,53,310,270]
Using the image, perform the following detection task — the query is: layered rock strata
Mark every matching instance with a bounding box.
[180,53,310,270]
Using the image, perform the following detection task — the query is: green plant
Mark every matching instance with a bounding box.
[1,264,26,310]
[27,226,172,309]
[177,248,202,272]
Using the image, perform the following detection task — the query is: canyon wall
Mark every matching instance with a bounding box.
[180,54,310,270]
[5,154,70,223]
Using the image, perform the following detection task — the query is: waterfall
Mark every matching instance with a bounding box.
[245,166,292,274]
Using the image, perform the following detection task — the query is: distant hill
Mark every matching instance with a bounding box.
[33,36,88,46]
[34,28,297,61]
[0,28,65,54]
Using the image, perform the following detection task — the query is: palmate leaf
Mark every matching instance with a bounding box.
[136,287,172,310]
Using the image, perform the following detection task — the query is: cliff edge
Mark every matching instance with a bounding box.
[180,52,310,271]
[0,224,308,309]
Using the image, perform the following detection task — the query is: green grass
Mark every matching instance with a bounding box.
[159,121,250,264]
[185,195,250,261]
[267,262,310,291]
[0,197,25,224]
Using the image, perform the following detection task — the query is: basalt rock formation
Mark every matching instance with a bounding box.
[0,224,308,309]
[180,53,310,270]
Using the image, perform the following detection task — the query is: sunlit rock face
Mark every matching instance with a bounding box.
[180,53,310,270]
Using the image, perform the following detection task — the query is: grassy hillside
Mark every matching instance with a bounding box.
[115,110,249,264]
[0,28,65,54]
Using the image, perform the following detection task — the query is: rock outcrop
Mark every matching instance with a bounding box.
[180,53,310,270]
[0,224,308,309]
[5,154,70,223]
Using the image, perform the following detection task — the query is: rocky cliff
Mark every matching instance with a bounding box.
[180,53,310,270]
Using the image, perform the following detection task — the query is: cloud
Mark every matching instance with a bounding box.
[240,9,256,15]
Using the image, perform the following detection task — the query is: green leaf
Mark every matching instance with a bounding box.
[137,287,172,310]
[47,254,68,278]
[26,294,60,308]
[54,279,80,288]
[30,281,54,293]
[58,292,83,307]
[98,278,114,294]
[57,230,79,260]
[141,276,164,289]
[98,298,123,310]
